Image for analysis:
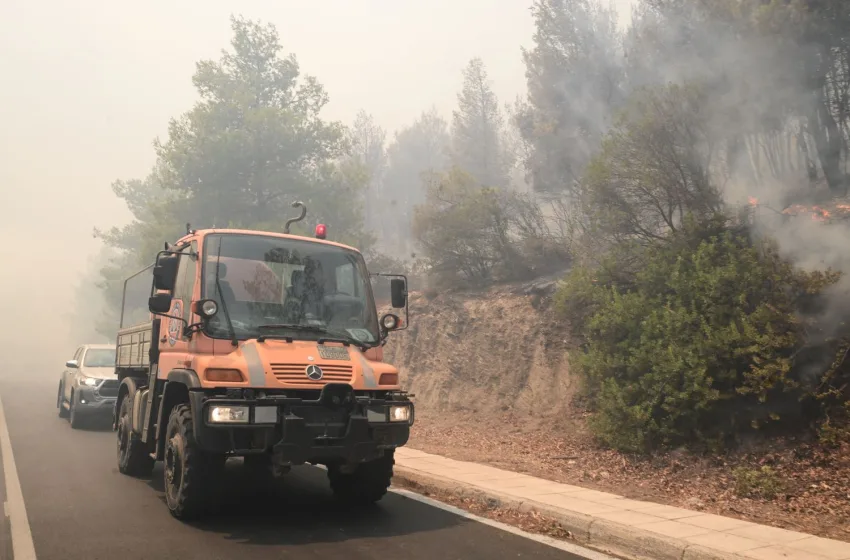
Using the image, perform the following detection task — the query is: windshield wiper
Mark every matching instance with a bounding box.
[256,324,369,349]
[257,323,329,332]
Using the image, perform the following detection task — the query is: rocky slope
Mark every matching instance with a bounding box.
[384,277,572,418]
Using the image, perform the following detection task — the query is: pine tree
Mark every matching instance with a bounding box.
[451,58,510,189]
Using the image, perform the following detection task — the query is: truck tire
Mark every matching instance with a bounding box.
[116,396,154,477]
[57,383,69,419]
[328,450,395,505]
[69,392,84,429]
[163,404,224,520]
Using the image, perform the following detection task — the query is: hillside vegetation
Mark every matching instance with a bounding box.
[387,284,850,542]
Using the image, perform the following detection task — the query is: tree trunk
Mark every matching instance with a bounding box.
[810,87,846,192]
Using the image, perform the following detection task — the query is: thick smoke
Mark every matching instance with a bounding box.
[593,1,849,312]
[651,1,850,342]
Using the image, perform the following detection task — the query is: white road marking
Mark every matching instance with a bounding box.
[315,465,613,559]
[391,488,619,560]
[0,395,37,559]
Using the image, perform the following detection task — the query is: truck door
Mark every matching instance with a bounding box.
[156,242,198,376]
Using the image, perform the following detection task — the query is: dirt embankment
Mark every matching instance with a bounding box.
[384,281,850,543]
[385,280,573,419]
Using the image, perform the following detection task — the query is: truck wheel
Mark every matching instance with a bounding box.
[69,392,84,429]
[116,396,154,477]
[57,383,69,419]
[163,404,224,520]
[328,450,395,504]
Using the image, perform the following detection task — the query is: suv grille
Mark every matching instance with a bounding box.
[270,363,353,386]
[98,379,119,398]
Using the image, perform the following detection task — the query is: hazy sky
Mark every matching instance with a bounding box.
[0,0,634,362]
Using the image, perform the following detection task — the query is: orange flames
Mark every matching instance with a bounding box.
[747,197,850,222]
[781,204,840,222]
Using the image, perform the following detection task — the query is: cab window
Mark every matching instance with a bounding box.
[172,242,197,325]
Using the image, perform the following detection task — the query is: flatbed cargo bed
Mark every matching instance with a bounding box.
[116,323,153,369]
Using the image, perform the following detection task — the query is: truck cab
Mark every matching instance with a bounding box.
[113,208,412,520]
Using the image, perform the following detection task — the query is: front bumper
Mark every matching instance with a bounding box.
[75,387,117,413]
[189,384,413,466]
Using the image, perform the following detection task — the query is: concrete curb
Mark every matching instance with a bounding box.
[393,466,740,560]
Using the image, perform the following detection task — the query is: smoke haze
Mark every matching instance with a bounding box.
[1,0,630,372]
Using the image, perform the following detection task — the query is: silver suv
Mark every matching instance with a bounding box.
[57,344,119,429]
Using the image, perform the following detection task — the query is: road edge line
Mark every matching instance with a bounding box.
[392,466,712,560]
[390,487,619,560]
[317,463,617,558]
[0,395,37,560]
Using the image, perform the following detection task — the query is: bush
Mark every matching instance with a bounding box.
[558,217,839,453]
[733,466,784,500]
[412,167,570,288]
[578,84,723,250]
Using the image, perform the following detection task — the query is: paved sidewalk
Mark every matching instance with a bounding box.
[393,447,850,560]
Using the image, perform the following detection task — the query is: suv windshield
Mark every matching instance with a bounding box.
[84,348,115,367]
[202,233,379,344]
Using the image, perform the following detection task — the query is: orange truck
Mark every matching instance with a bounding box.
[112,203,413,520]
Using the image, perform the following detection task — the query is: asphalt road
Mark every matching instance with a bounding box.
[0,375,602,560]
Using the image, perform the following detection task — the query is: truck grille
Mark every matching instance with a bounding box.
[269,363,353,386]
[98,379,119,398]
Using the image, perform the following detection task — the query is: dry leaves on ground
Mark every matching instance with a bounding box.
[409,412,850,542]
[394,476,575,541]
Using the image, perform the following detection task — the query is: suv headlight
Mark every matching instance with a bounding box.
[79,376,99,387]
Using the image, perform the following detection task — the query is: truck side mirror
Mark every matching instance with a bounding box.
[65,360,79,369]
[153,253,180,292]
[390,278,407,309]
[149,293,173,314]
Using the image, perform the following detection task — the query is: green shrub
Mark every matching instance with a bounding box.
[558,217,839,453]
[733,466,784,500]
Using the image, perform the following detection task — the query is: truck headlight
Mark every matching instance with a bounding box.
[80,376,98,387]
[389,405,411,423]
[208,405,249,424]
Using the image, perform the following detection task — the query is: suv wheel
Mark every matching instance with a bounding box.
[69,392,84,429]
[57,383,69,419]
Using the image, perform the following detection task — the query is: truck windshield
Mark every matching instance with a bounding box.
[201,233,379,344]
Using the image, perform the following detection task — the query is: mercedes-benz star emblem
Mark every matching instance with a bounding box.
[305,364,323,381]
